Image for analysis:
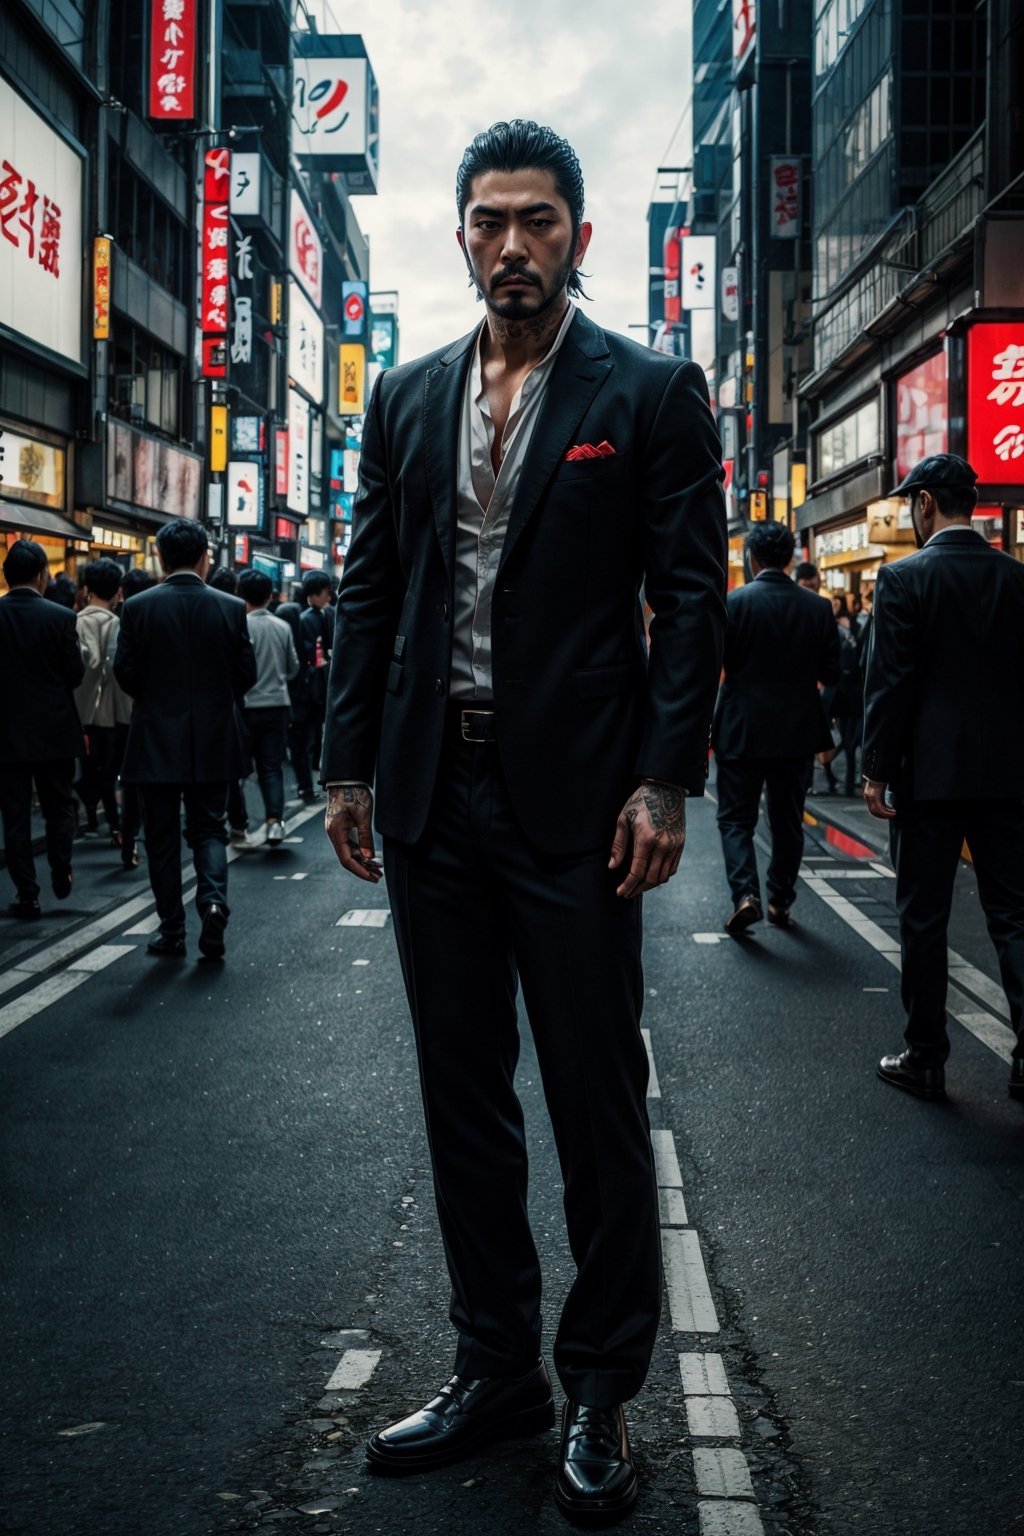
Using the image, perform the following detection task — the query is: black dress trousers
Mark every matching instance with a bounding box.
[715,756,807,911]
[891,798,1024,1064]
[0,760,76,902]
[383,733,660,1410]
[139,782,230,936]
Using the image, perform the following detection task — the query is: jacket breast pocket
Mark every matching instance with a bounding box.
[573,664,635,700]
[556,455,630,484]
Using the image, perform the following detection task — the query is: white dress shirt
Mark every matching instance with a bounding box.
[450,302,577,700]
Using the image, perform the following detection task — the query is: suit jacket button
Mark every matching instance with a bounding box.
[434,678,445,696]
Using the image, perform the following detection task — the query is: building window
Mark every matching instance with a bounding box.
[814,398,880,481]
[110,324,181,437]
[110,158,188,303]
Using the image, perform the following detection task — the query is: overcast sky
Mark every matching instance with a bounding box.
[307,0,693,362]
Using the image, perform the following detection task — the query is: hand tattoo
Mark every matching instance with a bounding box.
[338,785,372,809]
[639,779,687,840]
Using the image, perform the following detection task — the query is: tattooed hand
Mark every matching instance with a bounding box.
[609,779,687,899]
[325,783,383,883]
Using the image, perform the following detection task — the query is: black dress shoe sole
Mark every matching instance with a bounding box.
[725,903,762,935]
[876,1063,946,1102]
[554,1469,639,1525]
[147,942,186,958]
[365,1397,555,1474]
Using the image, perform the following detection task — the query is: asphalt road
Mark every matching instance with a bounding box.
[1,777,1021,1536]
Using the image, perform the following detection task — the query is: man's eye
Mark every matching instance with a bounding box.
[529,220,553,229]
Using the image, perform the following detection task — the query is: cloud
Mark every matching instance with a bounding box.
[321,0,692,359]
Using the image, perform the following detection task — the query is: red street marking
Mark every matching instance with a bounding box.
[824,824,876,859]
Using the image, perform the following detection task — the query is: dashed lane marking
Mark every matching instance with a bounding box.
[686,1395,741,1437]
[659,1187,689,1226]
[693,932,727,944]
[693,1447,756,1500]
[325,1348,382,1392]
[641,1028,661,1097]
[336,909,390,927]
[662,1229,719,1333]
[698,1501,766,1535]
[0,945,135,1041]
[680,1353,730,1396]
[651,1128,684,1188]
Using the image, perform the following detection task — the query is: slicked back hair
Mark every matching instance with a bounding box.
[456,120,589,300]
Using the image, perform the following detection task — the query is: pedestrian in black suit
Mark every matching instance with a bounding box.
[321,121,727,1519]
[114,520,256,960]
[863,453,1024,1102]
[0,540,84,918]
[712,522,840,934]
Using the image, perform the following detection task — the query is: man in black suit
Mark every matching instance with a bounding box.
[321,121,727,1519]
[0,540,84,918]
[114,520,255,960]
[712,522,840,934]
[863,453,1024,1101]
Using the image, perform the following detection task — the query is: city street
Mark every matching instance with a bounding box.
[1,780,1020,1536]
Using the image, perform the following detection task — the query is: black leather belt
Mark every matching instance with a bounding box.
[453,707,497,743]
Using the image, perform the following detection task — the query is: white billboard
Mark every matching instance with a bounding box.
[287,387,310,517]
[0,75,83,364]
[287,279,325,406]
[289,188,323,309]
[681,236,716,311]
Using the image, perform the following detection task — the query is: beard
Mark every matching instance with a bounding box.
[467,237,576,322]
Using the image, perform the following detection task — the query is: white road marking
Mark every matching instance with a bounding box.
[0,892,156,991]
[641,1028,661,1097]
[807,869,883,880]
[693,1447,756,1499]
[680,1353,730,1396]
[325,1348,382,1392]
[659,1187,689,1226]
[870,862,895,878]
[651,1128,684,1189]
[948,949,1011,1020]
[662,1229,719,1333]
[336,909,390,927]
[352,959,370,967]
[862,986,889,992]
[693,932,727,944]
[68,943,136,973]
[0,945,133,1041]
[945,1003,1014,1064]
[698,1501,765,1535]
[685,1395,740,1437]
[290,873,308,880]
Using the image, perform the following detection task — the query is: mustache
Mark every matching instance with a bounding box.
[493,266,539,287]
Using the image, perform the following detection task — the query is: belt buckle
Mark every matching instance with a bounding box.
[460,709,492,743]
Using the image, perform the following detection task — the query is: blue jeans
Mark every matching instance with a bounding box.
[243,706,290,822]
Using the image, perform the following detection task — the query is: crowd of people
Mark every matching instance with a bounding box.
[0,527,338,953]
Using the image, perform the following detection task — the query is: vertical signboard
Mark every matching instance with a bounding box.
[149,0,198,122]
[288,279,325,404]
[275,427,289,498]
[894,349,948,482]
[200,148,230,378]
[769,158,801,238]
[663,227,682,325]
[370,312,397,370]
[289,189,323,309]
[681,236,716,310]
[287,387,310,515]
[732,0,755,62]
[965,322,1024,485]
[339,344,366,415]
[721,265,740,322]
[230,226,254,369]
[342,280,368,340]
[227,461,264,528]
[93,236,111,339]
[292,44,380,193]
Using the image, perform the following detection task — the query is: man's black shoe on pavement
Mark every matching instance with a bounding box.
[365,1360,554,1473]
[555,1402,638,1524]
[51,865,72,900]
[725,894,762,935]
[767,901,792,928]
[198,903,227,960]
[1009,1059,1024,1099]
[877,1048,946,1101]
[147,932,186,958]
[6,898,42,920]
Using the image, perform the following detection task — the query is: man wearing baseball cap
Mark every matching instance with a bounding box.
[862,452,1024,1101]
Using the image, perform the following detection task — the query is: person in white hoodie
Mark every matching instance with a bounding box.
[73,559,132,849]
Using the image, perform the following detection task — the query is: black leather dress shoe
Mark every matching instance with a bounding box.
[198,904,227,960]
[725,894,762,935]
[365,1359,554,1473]
[1009,1059,1024,1100]
[555,1402,638,1524]
[877,1048,946,1102]
[767,902,792,928]
[147,933,186,958]
[51,865,72,900]
[6,899,42,921]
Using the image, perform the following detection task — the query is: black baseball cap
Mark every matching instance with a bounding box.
[892,453,978,497]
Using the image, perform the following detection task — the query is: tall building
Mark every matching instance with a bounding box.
[797,0,1024,593]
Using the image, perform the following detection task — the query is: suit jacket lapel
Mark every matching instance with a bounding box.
[498,311,612,576]
[423,326,478,580]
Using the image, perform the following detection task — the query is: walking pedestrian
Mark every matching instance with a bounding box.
[292,572,334,802]
[114,520,256,960]
[0,540,84,918]
[236,568,300,846]
[713,521,840,933]
[322,119,727,1519]
[863,453,1024,1101]
[73,558,132,845]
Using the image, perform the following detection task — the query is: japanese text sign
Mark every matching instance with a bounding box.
[93,236,111,339]
[339,344,366,415]
[148,0,198,122]
[200,148,230,378]
[966,323,1024,485]
[289,189,322,309]
[770,158,800,239]
[895,349,948,481]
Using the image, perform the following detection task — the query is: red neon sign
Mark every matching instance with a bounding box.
[149,0,198,122]
[966,322,1024,485]
[200,148,230,379]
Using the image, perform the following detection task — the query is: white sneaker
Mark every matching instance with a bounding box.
[266,820,285,845]
[230,827,251,849]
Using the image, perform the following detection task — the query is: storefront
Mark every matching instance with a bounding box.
[0,422,92,590]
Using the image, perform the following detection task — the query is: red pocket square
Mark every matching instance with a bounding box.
[564,440,616,462]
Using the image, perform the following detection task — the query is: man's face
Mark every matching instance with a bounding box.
[308,588,331,610]
[458,168,592,323]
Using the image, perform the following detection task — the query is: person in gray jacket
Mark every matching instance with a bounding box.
[74,558,133,845]
[237,569,300,845]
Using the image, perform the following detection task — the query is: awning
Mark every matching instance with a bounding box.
[0,501,92,541]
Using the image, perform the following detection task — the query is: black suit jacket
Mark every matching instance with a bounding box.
[321,309,728,854]
[862,529,1024,800]
[114,573,256,783]
[0,588,84,763]
[712,571,840,758]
